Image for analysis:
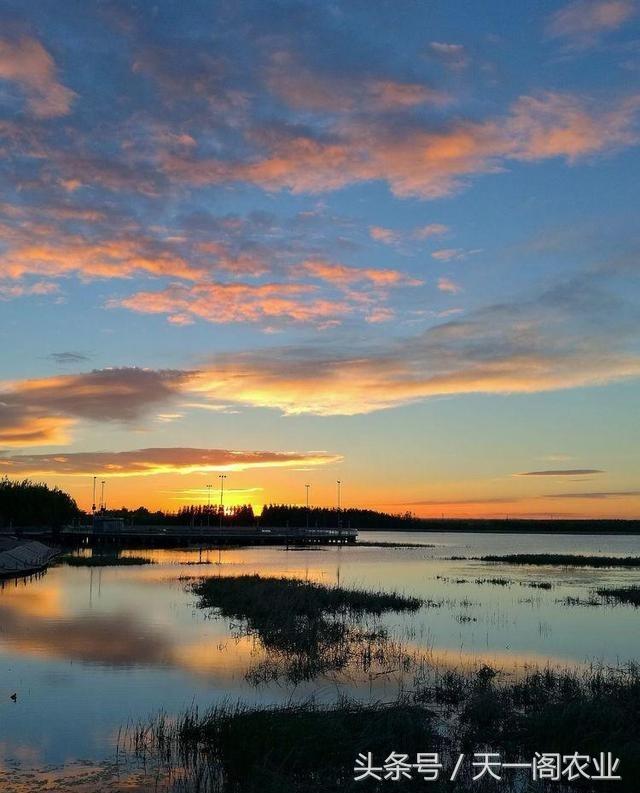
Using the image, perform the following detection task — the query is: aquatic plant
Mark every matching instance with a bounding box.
[477,554,640,567]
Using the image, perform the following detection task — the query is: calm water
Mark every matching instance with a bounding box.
[1,531,640,776]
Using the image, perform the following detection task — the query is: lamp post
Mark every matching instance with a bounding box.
[100,480,106,512]
[206,483,213,528]
[219,474,227,530]
[92,476,97,515]
[305,484,310,530]
[337,480,341,529]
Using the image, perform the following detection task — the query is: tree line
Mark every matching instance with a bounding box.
[0,479,420,530]
[0,478,80,528]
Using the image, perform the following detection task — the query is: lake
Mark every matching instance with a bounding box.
[1,530,640,782]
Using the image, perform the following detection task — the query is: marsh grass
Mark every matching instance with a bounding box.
[477,554,640,567]
[123,664,640,792]
[60,554,154,567]
[115,573,640,790]
[192,575,422,684]
[595,585,640,606]
[193,574,422,616]
[125,700,439,792]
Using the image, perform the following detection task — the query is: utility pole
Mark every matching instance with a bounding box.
[206,483,213,528]
[219,474,227,530]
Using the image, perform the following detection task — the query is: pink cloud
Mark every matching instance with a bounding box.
[432,248,465,262]
[0,37,76,117]
[548,1,636,46]
[414,223,450,239]
[0,447,341,476]
[369,226,398,244]
[157,92,640,199]
[438,277,462,294]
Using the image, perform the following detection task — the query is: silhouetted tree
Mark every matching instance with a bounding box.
[0,478,80,528]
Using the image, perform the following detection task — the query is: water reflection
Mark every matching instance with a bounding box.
[1,531,640,774]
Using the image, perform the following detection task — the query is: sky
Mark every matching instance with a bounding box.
[0,0,639,518]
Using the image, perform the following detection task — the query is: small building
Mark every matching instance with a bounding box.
[93,516,126,534]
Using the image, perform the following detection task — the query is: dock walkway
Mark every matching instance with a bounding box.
[58,524,358,547]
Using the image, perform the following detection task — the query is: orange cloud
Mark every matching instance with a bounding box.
[1,236,202,282]
[507,93,640,161]
[187,280,640,414]
[0,368,189,447]
[0,447,341,476]
[0,37,76,117]
[189,346,640,415]
[109,281,351,326]
[0,414,73,447]
[301,258,422,287]
[157,92,640,199]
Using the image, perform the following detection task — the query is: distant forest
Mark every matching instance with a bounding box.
[1,480,639,533]
[103,503,421,529]
[0,478,80,528]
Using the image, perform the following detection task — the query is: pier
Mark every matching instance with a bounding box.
[13,524,358,548]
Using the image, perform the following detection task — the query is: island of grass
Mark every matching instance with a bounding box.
[193,573,421,616]
[191,574,421,683]
[596,585,640,606]
[60,554,154,567]
[475,553,640,567]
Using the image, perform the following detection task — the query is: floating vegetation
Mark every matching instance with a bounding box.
[191,575,422,684]
[525,580,553,589]
[59,554,154,567]
[596,585,640,606]
[476,554,640,568]
[437,575,551,589]
[560,595,603,607]
[356,541,435,548]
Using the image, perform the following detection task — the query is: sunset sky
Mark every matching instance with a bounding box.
[0,0,639,517]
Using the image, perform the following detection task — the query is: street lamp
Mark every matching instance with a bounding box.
[219,474,227,530]
[206,483,213,527]
[305,484,310,530]
[100,480,106,512]
[92,476,97,515]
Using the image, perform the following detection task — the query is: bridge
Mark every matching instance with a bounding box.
[55,523,358,547]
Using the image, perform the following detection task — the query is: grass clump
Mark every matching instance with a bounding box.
[126,664,640,792]
[478,553,640,567]
[174,701,434,792]
[596,585,640,606]
[192,575,421,683]
[60,554,154,567]
[193,574,421,616]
